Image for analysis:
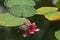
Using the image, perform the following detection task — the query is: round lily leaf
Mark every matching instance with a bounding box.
[4,0,35,7]
[55,30,60,40]
[0,13,27,27]
[52,0,60,8]
[10,5,35,17]
[36,7,58,15]
[36,7,60,21]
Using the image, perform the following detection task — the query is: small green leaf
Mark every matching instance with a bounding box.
[55,30,60,40]
[5,0,35,7]
[52,0,60,8]
[0,13,27,27]
[10,5,35,17]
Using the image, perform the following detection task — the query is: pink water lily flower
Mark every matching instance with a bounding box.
[23,22,40,37]
[18,20,40,37]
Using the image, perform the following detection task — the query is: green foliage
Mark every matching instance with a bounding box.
[10,5,35,17]
[0,13,27,27]
[55,30,60,40]
[4,0,36,17]
[36,7,60,21]
[36,7,58,17]
[0,0,59,40]
[52,0,60,8]
[5,0,35,7]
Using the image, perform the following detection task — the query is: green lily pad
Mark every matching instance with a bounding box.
[36,7,60,21]
[0,13,27,27]
[5,0,35,7]
[10,5,35,17]
[52,0,60,8]
[55,30,60,40]
[36,7,58,17]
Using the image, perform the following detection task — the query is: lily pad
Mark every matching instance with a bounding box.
[36,7,58,15]
[55,30,60,40]
[36,7,60,21]
[4,0,35,7]
[10,5,35,17]
[0,13,27,27]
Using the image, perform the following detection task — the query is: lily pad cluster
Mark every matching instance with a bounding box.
[36,7,60,21]
[0,0,36,27]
